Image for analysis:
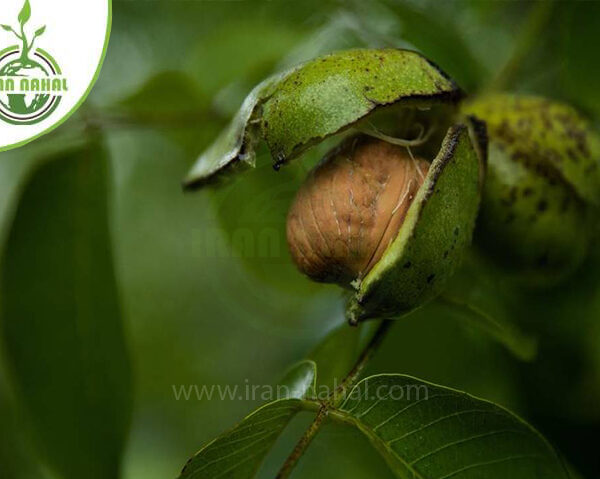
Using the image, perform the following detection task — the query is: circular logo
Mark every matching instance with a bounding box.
[0,0,110,151]
[0,45,62,125]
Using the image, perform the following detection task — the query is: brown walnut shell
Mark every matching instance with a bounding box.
[286,136,429,287]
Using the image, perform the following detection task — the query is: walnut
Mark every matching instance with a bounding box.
[287,136,429,287]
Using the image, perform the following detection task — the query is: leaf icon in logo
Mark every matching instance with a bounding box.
[18,0,31,27]
[35,25,46,37]
[1,24,13,31]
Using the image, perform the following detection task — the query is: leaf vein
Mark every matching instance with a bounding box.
[231,411,296,434]
[206,427,278,452]
[372,394,457,432]
[211,445,273,479]
[436,454,543,479]
[188,432,277,477]
[387,409,507,445]
[409,428,528,465]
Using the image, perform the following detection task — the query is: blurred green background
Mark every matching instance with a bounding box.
[0,0,599,478]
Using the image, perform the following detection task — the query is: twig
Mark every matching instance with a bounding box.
[274,405,328,479]
[275,319,394,479]
[330,319,393,406]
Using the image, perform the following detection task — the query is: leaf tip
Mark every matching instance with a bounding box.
[18,0,31,26]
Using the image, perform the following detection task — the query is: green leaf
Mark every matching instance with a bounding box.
[433,295,537,361]
[278,359,317,399]
[118,70,207,118]
[1,24,12,31]
[561,2,600,118]
[179,360,316,479]
[188,18,303,100]
[34,25,45,37]
[0,380,47,479]
[116,70,219,155]
[336,374,568,479]
[180,370,568,479]
[179,400,303,479]
[18,0,31,26]
[0,139,132,479]
[427,252,538,361]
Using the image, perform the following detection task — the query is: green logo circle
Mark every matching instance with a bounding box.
[0,46,62,125]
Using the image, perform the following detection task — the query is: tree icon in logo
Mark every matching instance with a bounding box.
[2,0,46,66]
[0,0,64,125]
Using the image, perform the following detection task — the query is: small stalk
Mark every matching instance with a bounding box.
[274,405,328,479]
[275,319,394,479]
[330,319,393,406]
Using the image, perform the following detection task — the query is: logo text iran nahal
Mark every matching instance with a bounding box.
[0,0,67,125]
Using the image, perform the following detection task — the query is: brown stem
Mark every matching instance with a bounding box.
[330,319,393,406]
[274,405,328,479]
[275,319,394,479]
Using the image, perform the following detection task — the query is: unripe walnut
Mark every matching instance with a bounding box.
[286,136,429,287]
[185,48,483,323]
[464,94,600,285]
